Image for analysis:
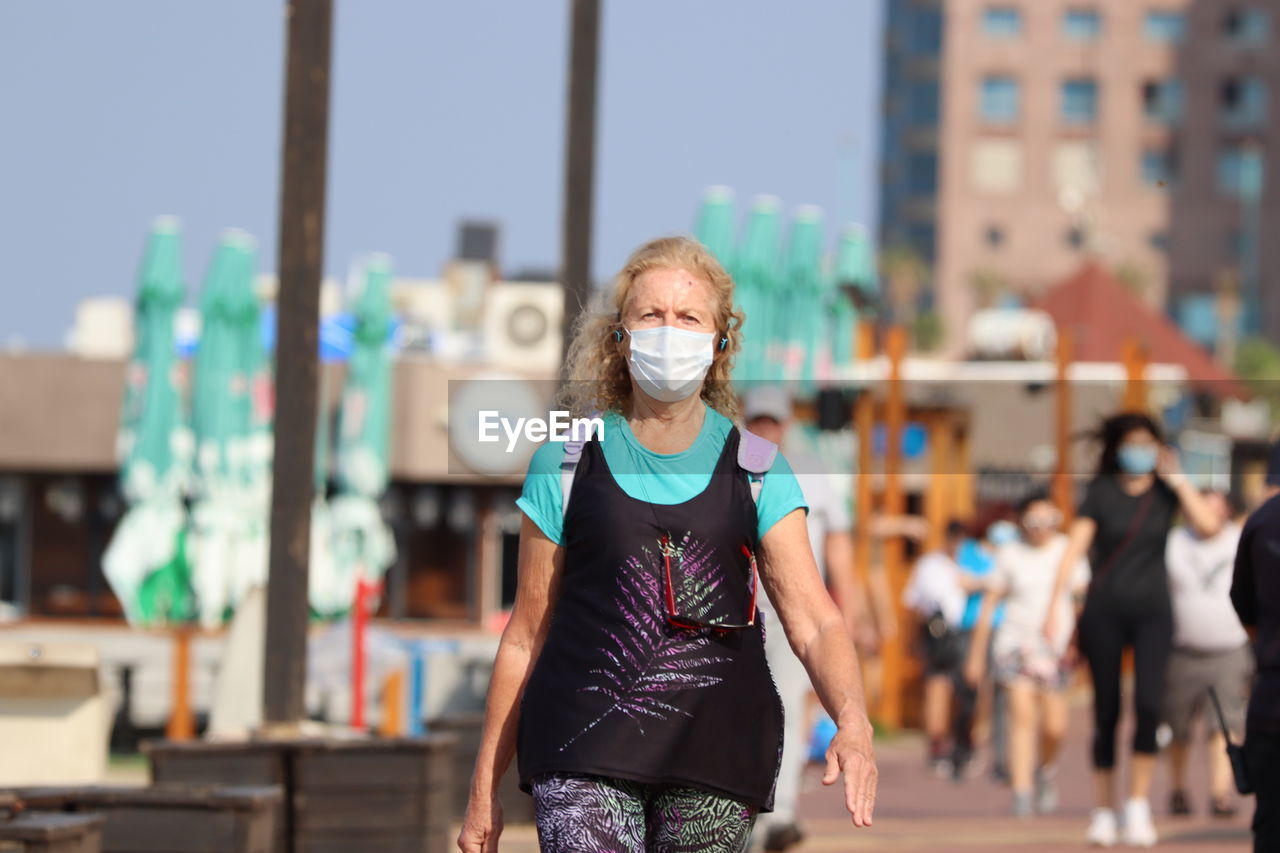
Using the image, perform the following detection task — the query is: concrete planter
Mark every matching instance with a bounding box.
[0,812,104,853]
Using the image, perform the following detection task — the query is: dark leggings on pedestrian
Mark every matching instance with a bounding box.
[1077,600,1172,769]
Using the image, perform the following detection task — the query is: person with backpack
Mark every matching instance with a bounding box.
[1043,413,1222,847]
[457,237,876,853]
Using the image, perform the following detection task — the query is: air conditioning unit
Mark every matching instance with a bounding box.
[967,308,1057,361]
[483,282,563,372]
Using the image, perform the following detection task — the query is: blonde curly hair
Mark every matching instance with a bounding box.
[561,235,744,420]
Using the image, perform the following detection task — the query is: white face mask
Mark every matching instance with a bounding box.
[625,325,715,402]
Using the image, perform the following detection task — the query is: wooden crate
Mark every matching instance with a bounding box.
[144,736,455,853]
[0,812,103,853]
[290,737,454,853]
[9,786,279,853]
[144,743,288,853]
[428,714,534,824]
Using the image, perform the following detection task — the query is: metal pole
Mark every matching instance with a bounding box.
[264,0,333,728]
[560,0,601,363]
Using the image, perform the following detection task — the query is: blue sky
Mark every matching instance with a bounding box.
[0,1,883,348]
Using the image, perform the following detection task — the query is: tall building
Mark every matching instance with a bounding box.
[880,0,1279,353]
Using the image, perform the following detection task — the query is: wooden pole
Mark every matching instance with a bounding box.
[264,0,333,729]
[853,324,876,554]
[165,627,195,741]
[923,412,952,553]
[879,326,908,728]
[1053,329,1075,523]
[1122,337,1149,414]
[560,0,601,362]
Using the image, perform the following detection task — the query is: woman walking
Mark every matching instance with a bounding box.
[965,494,1088,817]
[1043,413,1221,847]
[457,236,877,853]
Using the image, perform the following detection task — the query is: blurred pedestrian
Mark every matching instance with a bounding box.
[1232,442,1280,853]
[903,520,984,776]
[953,515,1017,781]
[458,237,876,853]
[966,494,1088,817]
[1162,489,1250,818]
[1043,413,1222,848]
[743,385,865,853]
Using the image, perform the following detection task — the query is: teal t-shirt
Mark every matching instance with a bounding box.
[516,405,808,546]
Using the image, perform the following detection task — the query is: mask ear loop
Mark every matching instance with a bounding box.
[718,336,728,351]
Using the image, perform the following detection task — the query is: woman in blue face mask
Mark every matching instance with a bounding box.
[457,236,877,853]
[1041,413,1222,848]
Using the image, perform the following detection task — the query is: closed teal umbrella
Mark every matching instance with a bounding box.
[188,231,270,627]
[694,186,736,269]
[103,217,195,625]
[829,224,877,373]
[732,197,782,383]
[779,206,824,388]
[321,255,397,618]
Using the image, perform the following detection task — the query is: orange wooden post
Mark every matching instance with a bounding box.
[952,420,975,520]
[879,326,909,729]
[853,321,876,593]
[165,628,195,741]
[1053,329,1076,524]
[923,412,953,553]
[379,669,405,737]
[1122,337,1149,413]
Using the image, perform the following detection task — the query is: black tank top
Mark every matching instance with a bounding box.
[517,428,785,810]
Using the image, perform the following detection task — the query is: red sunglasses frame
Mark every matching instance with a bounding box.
[660,533,758,631]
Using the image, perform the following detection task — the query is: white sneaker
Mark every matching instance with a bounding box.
[1122,797,1158,848]
[1086,808,1118,847]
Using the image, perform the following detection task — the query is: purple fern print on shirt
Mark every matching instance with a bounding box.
[559,532,733,751]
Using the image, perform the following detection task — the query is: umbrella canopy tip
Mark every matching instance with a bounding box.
[842,222,870,239]
[220,228,256,250]
[793,204,823,223]
[703,185,735,203]
[364,252,394,274]
[750,195,782,213]
[152,215,182,234]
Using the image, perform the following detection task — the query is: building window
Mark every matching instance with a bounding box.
[1142,148,1177,187]
[1223,7,1270,45]
[1222,77,1269,129]
[1053,142,1101,194]
[908,79,940,124]
[1150,231,1170,254]
[910,5,944,54]
[1218,144,1267,197]
[1066,226,1087,249]
[1142,79,1184,125]
[971,139,1024,194]
[980,75,1020,124]
[985,224,1005,248]
[906,222,937,261]
[1145,10,1186,42]
[982,6,1022,38]
[1063,8,1103,40]
[1226,227,1257,259]
[907,152,939,195]
[1061,78,1099,124]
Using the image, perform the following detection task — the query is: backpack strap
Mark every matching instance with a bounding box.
[559,415,597,519]
[738,428,779,504]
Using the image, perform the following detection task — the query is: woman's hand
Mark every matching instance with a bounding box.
[1042,608,1060,647]
[822,716,878,828]
[1156,446,1189,489]
[457,792,503,853]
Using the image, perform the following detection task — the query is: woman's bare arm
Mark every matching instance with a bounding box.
[458,516,563,852]
[1043,517,1094,642]
[760,509,877,828]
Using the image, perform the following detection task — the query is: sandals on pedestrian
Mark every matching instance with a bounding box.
[1210,796,1238,818]
[1169,789,1191,816]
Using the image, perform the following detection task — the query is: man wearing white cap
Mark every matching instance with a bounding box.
[744,385,864,852]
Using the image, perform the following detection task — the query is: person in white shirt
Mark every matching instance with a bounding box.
[904,520,983,774]
[743,386,863,853]
[1162,489,1252,819]
[965,495,1089,817]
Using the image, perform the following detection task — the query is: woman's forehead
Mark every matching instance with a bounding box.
[626,267,715,309]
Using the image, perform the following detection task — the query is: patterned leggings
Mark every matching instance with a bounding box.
[531,773,757,853]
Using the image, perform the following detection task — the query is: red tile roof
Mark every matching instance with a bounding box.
[1033,262,1247,399]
